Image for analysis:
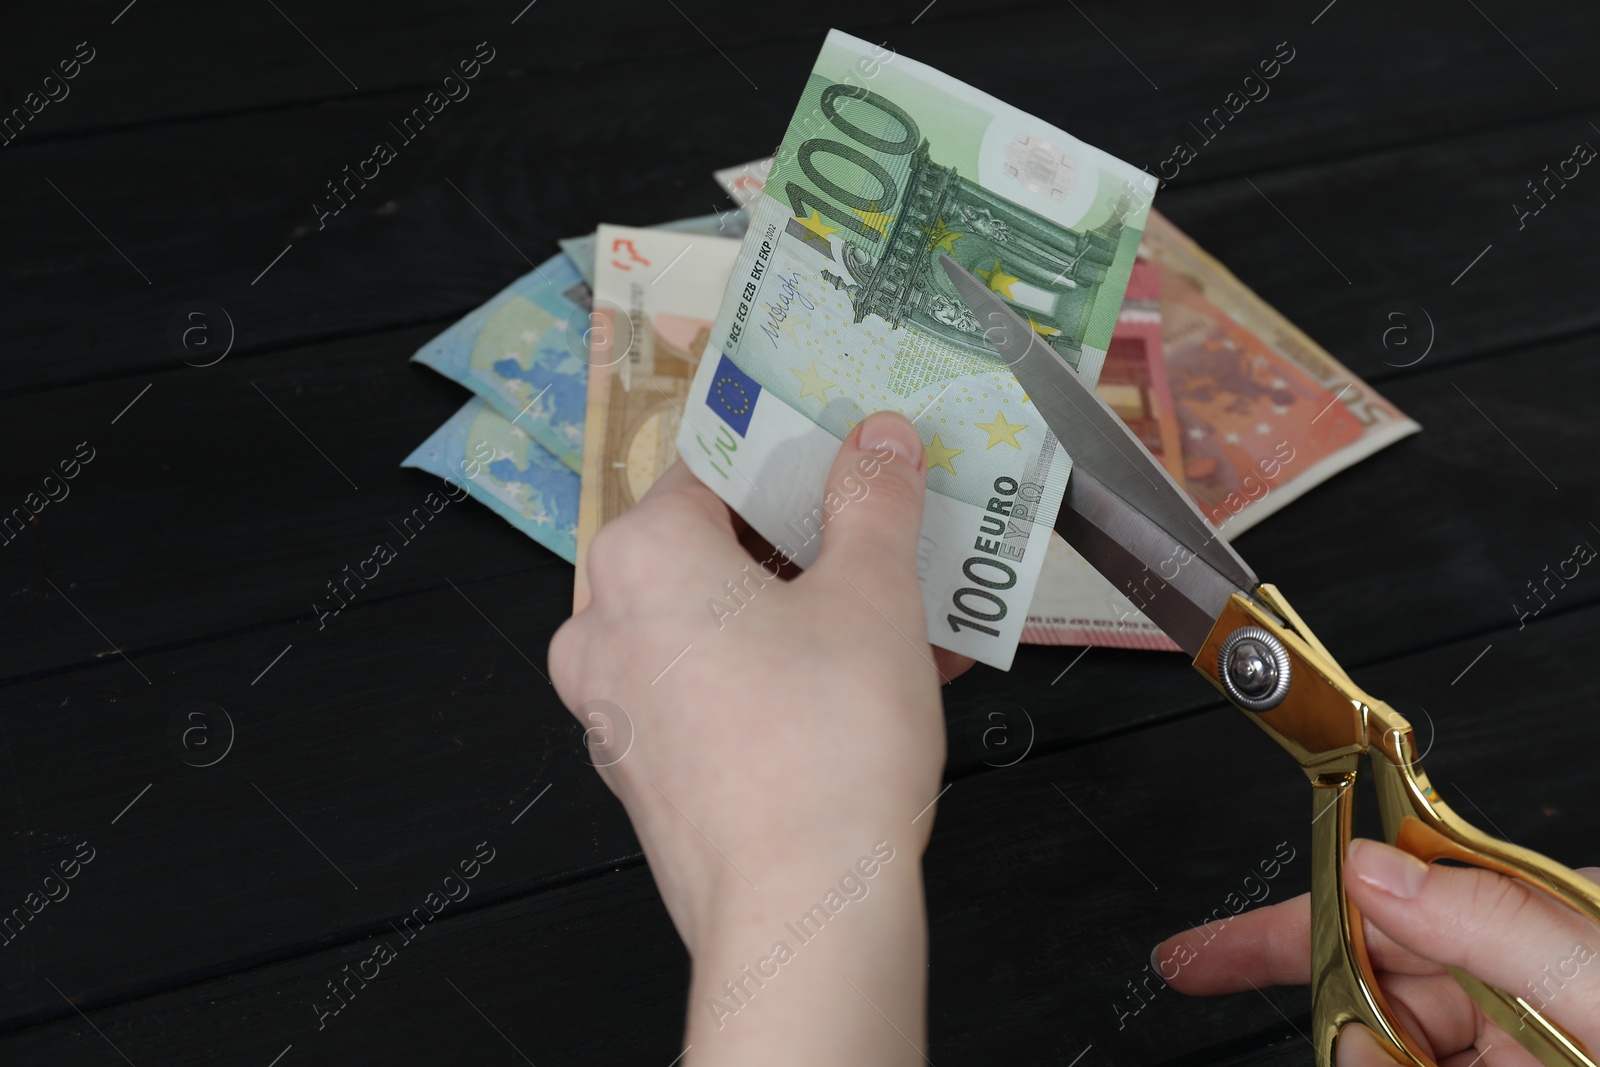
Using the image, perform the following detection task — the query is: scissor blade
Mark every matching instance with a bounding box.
[939,254,1260,655]
[1060,468,1257,655]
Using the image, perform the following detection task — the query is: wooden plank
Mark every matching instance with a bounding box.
[0,865,693,1064]
[1176,1034,1309,1067]
[2,0,1589,160]
[2,602,1594,1062]
[0,0,1040,138]
[2,8,1598,394]
[0,321,552,680]
[0,565,633,1030]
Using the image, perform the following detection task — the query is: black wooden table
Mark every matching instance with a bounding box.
[3,2,1597,1063]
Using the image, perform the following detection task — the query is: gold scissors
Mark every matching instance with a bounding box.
[942,254,1600,1066]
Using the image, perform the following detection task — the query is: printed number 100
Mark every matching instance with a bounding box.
[947,557,1015,638]
[783,85,920,243]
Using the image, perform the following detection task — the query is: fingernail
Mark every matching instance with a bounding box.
[858,411,924,471]
[1148,943,1164,976]
[1348,838,1429,899]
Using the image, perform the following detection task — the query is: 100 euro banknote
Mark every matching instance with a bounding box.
[716,153,1421,651]
[676,29,1156,669]
[714,156,1419,529]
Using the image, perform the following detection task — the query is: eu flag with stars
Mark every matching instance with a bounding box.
[706,354,761,437]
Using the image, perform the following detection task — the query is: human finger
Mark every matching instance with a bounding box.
[1154,886,1444,996]
[805,411,927,600]
[1343,839,1600,1029]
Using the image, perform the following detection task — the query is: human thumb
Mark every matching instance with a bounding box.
[808,411,928,596]
[1344,838,1600,1035]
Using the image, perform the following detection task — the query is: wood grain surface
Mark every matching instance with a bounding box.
[2,1,1596,1063]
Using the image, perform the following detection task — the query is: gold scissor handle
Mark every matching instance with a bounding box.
[1196,586,1598,1067]
[1369,707,1600,1064]
[1304,753,1431,1064]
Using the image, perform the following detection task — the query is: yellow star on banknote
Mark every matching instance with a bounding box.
[792,361,838,401]
[794,209,839,244]
[923,433,963,475]
[976,259,1020,299]
[1026,314,1060,339]
[976,410,1027,450]
[851,203,897,238]
[921,218,963,253]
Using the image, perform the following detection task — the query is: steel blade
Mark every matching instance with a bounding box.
[1061,468,1255,655]
[939,254,1259,614]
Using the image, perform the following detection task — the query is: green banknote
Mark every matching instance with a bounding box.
[675,30,1154,669]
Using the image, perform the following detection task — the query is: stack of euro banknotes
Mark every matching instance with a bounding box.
[405,30,1418,670]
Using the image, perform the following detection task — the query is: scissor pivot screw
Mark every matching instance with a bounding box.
[1219,627,1291,712]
